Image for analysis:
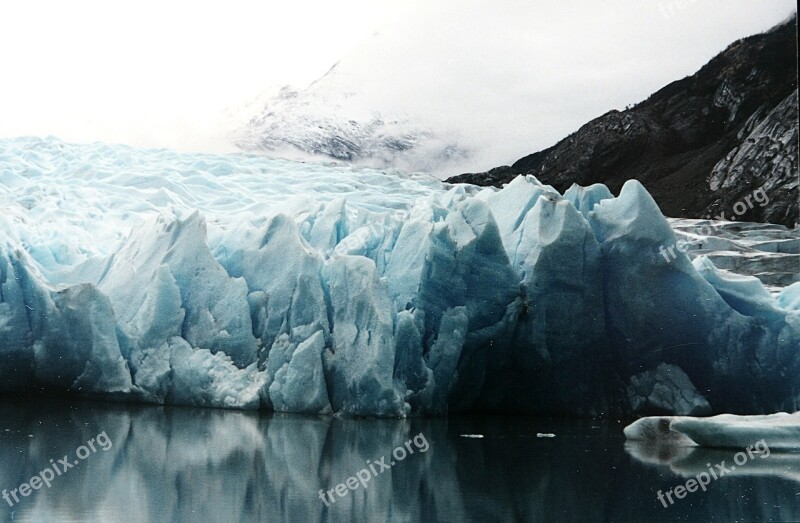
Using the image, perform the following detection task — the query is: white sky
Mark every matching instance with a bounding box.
[0,1,796,161]
[0,0,396,150]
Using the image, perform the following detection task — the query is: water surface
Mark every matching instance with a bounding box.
[1,398,798,522]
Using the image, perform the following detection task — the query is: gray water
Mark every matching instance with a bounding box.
[1,398,798,522]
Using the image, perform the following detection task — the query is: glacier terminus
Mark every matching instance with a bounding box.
[1,137,798,417]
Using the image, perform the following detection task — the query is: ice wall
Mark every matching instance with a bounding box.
[1,137,798,416]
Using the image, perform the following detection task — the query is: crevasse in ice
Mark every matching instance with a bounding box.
[1,137,798,416]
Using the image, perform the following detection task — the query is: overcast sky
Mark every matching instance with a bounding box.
[0,1,796,164]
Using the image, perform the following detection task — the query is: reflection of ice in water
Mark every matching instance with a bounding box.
[3,399,800,522]
[625,441,800,483]
[624,413,800,483]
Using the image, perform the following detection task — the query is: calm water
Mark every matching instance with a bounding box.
[0,398,798,522]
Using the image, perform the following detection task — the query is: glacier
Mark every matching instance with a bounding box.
[1,136,798,417]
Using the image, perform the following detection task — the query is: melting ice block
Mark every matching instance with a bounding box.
[625,413,800,449]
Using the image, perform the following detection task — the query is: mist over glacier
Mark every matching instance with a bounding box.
[1,137,798,417]
[1,2,795,171]
[233,1,798,177]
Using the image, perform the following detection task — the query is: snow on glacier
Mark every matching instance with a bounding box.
[1,136,798,417]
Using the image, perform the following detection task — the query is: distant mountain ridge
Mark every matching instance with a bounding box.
[234,64,470,173]
[447,19,799,226]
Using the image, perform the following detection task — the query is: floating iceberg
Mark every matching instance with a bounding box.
[624,413,800,449]
[624,413,800,489]
[1,137,798,416]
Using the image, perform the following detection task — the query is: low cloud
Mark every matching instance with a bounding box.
[0,0,795,171]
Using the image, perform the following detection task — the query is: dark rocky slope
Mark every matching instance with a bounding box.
[447,19,798,226]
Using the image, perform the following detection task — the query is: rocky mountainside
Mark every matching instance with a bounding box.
[447,19,799,226]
